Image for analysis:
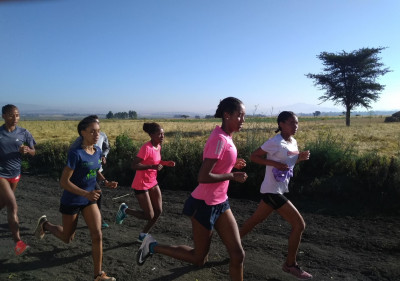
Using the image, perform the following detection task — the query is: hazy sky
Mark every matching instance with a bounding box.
[1,0,399,115]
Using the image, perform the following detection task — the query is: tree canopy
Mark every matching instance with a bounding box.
[306,47,391,126]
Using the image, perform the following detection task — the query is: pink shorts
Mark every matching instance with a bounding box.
[0,175,21,183]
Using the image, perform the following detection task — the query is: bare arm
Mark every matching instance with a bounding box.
[197,158,247,184]
[97,170,118,189]
[19,145,35,156]
[251,147,289,171]
[131,156,160,170]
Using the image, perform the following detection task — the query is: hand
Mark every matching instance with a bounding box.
[233,172,248,183]
[105,180,118,189]
[101,157,107,165]
[234,158,246,170]
[299,150,310,161]
[153,164,164,171]
[19,145,30,155]
[160,160,176,167]
[274,162,289,171]
[86,189,102,201]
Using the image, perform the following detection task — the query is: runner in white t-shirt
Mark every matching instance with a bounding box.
[136,97,248,281]
[240,111,313,280]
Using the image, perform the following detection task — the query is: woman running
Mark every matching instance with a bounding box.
[0,104,36,256]
[239,111,312,280]
[34,116,118,281]
[136,97,248,281]
[115,122,175,242]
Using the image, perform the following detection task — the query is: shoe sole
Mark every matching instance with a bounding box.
[136,248,150,266]
[34,215,47,239]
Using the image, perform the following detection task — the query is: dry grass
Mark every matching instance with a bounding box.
[19,116,399,158]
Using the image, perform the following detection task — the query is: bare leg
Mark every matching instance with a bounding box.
[154,216,213,266]
[239,200,274,238]
[0,179,21,243]
[276,200,306,266]
[142,185,162,233]
[82,204,103,277]
[125,186,163,233]
[125,192,152,220]
[43,213,79,243]
[215,209,245,281]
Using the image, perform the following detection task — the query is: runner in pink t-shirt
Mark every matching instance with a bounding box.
[136,97,248,281]
[115,122,175,242]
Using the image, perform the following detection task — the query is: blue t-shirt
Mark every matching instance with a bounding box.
[0,125,36,178]
[60,145,102,206]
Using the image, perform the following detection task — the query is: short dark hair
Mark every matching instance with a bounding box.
[143,122,161,135]
[275,111,296,133]
[77,116,99,136]
[2,104,18,115]
[214,97,243,118]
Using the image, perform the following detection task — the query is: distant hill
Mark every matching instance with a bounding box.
[1,101,397,120]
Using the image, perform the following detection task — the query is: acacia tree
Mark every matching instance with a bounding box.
[306,47,391,126]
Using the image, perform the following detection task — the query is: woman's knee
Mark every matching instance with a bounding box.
[90,229,102,243]
[153,208,162,219]
[292,220,306,233]
[193,253,209,267]
[61,233,76,244]
[229,247,245,266]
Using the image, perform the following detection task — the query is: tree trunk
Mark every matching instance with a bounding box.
[345,107,351,126]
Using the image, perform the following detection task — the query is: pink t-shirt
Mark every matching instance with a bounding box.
[191,126,237,205]
[131,141,161,190]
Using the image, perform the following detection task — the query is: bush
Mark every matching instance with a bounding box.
[27,141,69,178]
[159,131,204,190]
[104,133,138,185]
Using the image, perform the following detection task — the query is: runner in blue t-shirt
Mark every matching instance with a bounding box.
[70,115,111,228]
[0,104,36,256]
[34,116,118,281]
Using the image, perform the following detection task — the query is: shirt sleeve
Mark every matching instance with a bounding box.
[136,143,149,161]
[203,135,227,160]
[24,130,36,148]
[260,138,280,154]
[67,149,79,170]
[101,133,110,157]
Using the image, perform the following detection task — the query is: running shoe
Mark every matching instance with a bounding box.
[115,203,128,224]
[102,221,109,229]
[282,262,313,280]
[137,234,157,266]
[34,215,48,239]
[137,232,147,242]
[94,271,116,281]
[15,240,29,256]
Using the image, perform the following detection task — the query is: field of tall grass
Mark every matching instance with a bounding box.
[19,116,400,212]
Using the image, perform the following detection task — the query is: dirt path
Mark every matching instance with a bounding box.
[1,175,399,280]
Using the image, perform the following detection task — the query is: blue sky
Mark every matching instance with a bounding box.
[1,0,399,115]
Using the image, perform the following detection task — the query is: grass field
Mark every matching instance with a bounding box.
[19,115,399,158]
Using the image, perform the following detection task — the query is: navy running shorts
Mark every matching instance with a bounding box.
[182,195,230,230]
